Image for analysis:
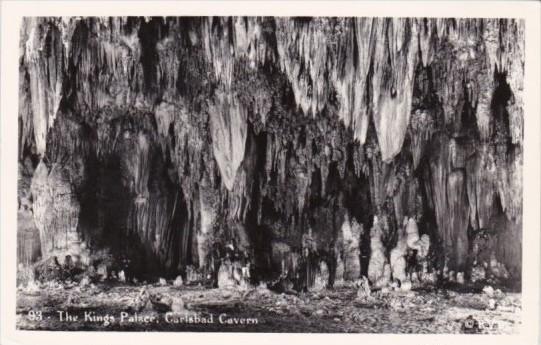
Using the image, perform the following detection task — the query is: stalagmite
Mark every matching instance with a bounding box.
[198,182,217,270]
[173,275,183,287]
[335,255,345,286]
[31,161,83,260]
[373,264,392,290]
[390,218,408,283]
[217,260,237,288]
[368,216,387,284]
[341,214,362,281]
[356,276,371,299]
[405,218,430,258]
[313,261,329,291]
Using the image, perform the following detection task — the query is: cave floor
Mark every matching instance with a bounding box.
[16,282,521,333]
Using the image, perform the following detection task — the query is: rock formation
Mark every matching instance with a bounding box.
[341,213,363,281]
[368,216,388,285]
[389,217,431,284]
[17,17,524,290]
[390,218,409,283]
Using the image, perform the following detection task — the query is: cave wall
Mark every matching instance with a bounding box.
[17,17,524,283]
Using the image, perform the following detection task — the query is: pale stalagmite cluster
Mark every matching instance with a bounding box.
[17,17,523,290]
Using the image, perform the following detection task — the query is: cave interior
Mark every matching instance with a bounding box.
[17,16,524,291]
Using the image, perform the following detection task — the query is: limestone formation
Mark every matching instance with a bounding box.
[313,261,330,291]
[341,214,363,281]
[173,275,183,287]
[390,218,409,283]
[335,255,345,286]
[390,217,431,283]
[16,17,524,290]
[368,217,387,284]
[217,260,236,288]
[373,264,392,289]
[356,276,372,299]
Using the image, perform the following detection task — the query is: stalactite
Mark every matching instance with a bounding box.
[371,18,418,162]
[408,109,435,170]
[22,18,65,156]
[208,90,248,191]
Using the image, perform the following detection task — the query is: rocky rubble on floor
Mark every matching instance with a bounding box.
[129,288,151,312]
[16,276,521,333]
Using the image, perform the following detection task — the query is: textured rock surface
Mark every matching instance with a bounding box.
[17,17,524,289]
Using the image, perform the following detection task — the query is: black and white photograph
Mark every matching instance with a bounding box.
[1,1,540,343]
